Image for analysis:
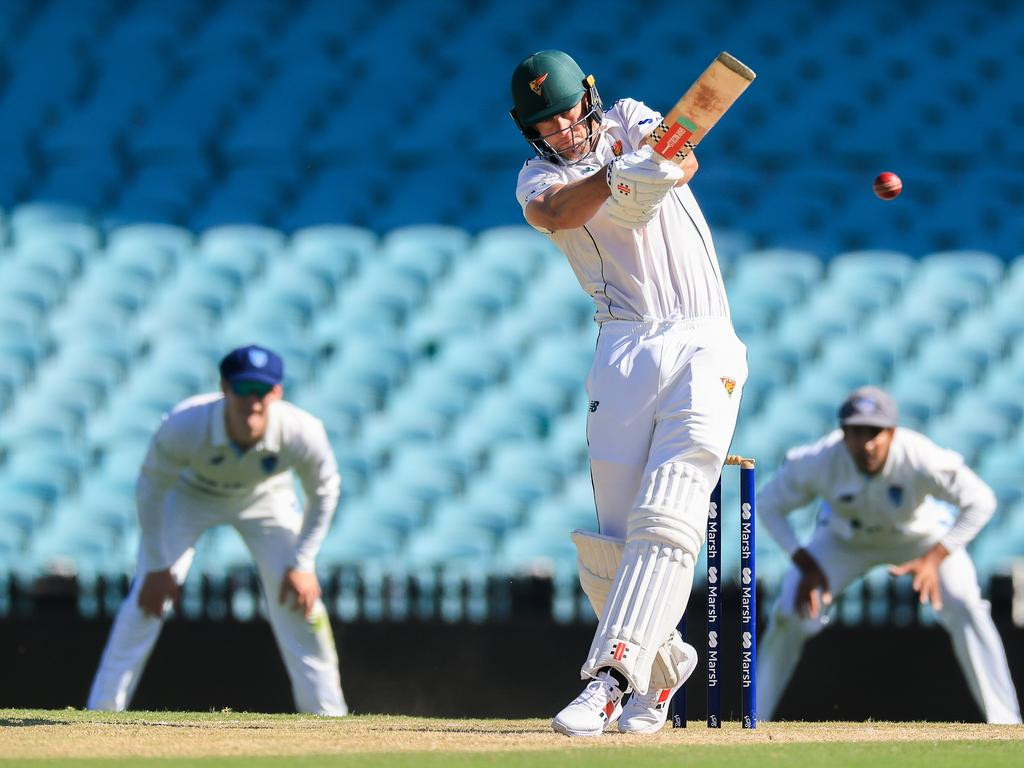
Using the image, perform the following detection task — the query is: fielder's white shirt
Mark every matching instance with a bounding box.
[136,393,340,572]
[757,428,996,556]
[516,98,730,323]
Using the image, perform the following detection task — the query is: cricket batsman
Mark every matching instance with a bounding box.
[510,50,748,735]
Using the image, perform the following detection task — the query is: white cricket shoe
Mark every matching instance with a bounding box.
[551,670,626,737]
[618,641,698,733]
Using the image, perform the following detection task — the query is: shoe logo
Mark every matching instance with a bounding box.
[720,376,736,396]
[589,400,600,413]
[603,700,616,720]
[656,689,672,705]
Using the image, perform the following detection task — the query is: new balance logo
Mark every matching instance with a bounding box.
[589,400,600,412]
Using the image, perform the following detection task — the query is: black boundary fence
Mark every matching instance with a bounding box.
[1,569,1022,721]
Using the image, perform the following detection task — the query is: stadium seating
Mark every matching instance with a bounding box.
[1,1,1024,620]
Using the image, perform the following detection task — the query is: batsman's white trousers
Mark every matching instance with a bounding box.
[586,317,748,538]
[87,486,347,716]
[757,510,1022,724]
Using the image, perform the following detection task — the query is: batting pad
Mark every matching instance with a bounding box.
[581,462,706,694]
[573,529,695,691]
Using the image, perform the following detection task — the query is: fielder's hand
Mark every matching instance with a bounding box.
[792,548,832,619]
[889,542,949,611]
[279,568,322,619]
[137,568,180,618]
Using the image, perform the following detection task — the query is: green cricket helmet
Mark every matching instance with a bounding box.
[509,50,602,166]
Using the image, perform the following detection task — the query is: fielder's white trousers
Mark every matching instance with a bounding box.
[87,486,347,716]
[757,512,1021,723]
[586,317,748,537]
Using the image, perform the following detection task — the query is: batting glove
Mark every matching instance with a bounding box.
[606,144,685,209]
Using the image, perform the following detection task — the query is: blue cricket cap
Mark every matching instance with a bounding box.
[218,345,284,387]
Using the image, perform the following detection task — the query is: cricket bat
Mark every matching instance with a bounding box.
[646,52,756,165]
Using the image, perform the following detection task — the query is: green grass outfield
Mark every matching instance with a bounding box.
[1,709,1021,767]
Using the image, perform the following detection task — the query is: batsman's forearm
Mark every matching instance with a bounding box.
[527,171,611,231]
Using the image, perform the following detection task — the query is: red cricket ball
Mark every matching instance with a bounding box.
[873,171,902,200]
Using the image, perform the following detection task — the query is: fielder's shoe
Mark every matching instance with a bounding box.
[551,670,625,737]
[618,641,698,733]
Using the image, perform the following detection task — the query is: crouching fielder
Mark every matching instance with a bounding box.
[757,386,1020,723]
[510,50,747,736]
[88,345,348,716]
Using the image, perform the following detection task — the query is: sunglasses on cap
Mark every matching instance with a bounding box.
[230,379,275,398]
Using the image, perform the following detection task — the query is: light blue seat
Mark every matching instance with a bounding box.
[0,262,65,315]
[105,223,195,265]
[402,525,493,570]
[432,486,523,536]
[288,225,377,287]
[732,248,823,296]
[8,202,92,238]
[434,337,510,391]
[14,239,86,285]
[927,413,1010,465]
[917,250,1004,293]
[1,398,83,449]
[447,392,545,458]
[348,483,429,535]
[827,250,915,295]
[888,375,947,428]
[900,275,987,319]
[480,442,566,507]
[318,514,403,567]
[913,337,989,392]
[0,490,48,537]
[497,526,578,574]
[468,231,553,289]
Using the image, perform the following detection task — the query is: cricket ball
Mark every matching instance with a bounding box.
[873,171,902,200]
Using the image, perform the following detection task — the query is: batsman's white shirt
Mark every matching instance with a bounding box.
[137,393,339,572]
[516,98,730,324]
[757,427,996,556]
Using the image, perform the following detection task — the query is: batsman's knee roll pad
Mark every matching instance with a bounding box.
[627,461,710,560]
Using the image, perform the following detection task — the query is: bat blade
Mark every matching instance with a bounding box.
[646,52,756,165]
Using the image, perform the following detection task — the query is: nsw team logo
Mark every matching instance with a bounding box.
[612,139,623,157]
[888,485,904,506]
[529,72,548,95]
[249,348,269,368]
[261,455,279,474]
[720,376,736,396]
